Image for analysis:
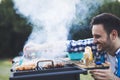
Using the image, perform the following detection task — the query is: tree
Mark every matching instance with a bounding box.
[70,1,120,40]
[0,0,32,58]
[98,1,120,17]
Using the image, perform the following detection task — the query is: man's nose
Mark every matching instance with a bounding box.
[93,38,97,44]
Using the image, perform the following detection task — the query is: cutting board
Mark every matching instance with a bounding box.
[74,62,109,70]
[62,58,109,70]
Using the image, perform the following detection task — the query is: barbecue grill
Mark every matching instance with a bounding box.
[9,60,87,80]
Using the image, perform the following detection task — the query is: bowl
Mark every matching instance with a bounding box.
[67,52,83,60]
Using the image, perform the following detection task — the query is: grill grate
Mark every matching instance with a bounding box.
[10,62,87,80]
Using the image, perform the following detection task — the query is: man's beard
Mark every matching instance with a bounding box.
[97,37,111,52]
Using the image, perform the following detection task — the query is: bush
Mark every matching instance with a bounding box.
[70,1,120,40]
[0,0,32,58]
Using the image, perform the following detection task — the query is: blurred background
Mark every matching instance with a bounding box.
[0,0,120,80]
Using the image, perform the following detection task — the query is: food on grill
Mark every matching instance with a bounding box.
[15,63,36,71]
[54,63,64,68]
[43,63,64,69]
[10,62,87,80]
[43,64,53,69]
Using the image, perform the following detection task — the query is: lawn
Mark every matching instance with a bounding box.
[0,59,94,80]
[0,59,12,80]
[80,73,94,80]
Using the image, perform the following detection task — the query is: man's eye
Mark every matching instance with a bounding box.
[93,35,101,39]
[95,35,100,38]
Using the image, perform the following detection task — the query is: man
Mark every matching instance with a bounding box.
[89,13,120,80]
[24,13,120,79]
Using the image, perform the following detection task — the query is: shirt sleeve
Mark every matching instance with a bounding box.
[67,38,97,53]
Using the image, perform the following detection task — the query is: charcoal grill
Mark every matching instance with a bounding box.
[9,60,87,80]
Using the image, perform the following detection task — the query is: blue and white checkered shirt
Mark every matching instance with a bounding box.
[67,38,97,52]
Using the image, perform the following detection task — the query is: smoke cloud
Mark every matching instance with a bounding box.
[13,0,80,44]
[12,0,105,44]
[12,0,106,59]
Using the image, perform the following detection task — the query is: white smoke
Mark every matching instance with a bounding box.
[12,0,106,44]
[12,0,105,59]
[13,0,79,44]
[75,0,103,25]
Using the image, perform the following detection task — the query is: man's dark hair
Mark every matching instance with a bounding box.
[90,13,120,37]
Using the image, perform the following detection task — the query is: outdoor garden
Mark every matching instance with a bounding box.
[0,0,120,80]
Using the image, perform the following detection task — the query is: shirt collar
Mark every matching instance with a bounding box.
[115,48,120,55]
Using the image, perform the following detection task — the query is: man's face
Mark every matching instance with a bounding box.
[92,24,111,52]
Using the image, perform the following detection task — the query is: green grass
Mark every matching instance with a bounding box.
[80,73,94,80]
[0,59,94,80]
[0,59,12,80]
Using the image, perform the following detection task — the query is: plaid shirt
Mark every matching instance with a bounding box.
[67,38,120,77]
[67,38,97,52]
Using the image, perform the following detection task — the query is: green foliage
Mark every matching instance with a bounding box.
[70,1,120,40]
[90,1,120,20]
[98,1,120,17]
[69,25,92,40]
[0,0,32,58]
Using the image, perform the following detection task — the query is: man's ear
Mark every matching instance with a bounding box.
[110,29,118,40]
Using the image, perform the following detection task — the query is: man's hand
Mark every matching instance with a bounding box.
[90,68,114,80]
[89,62,120,80]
